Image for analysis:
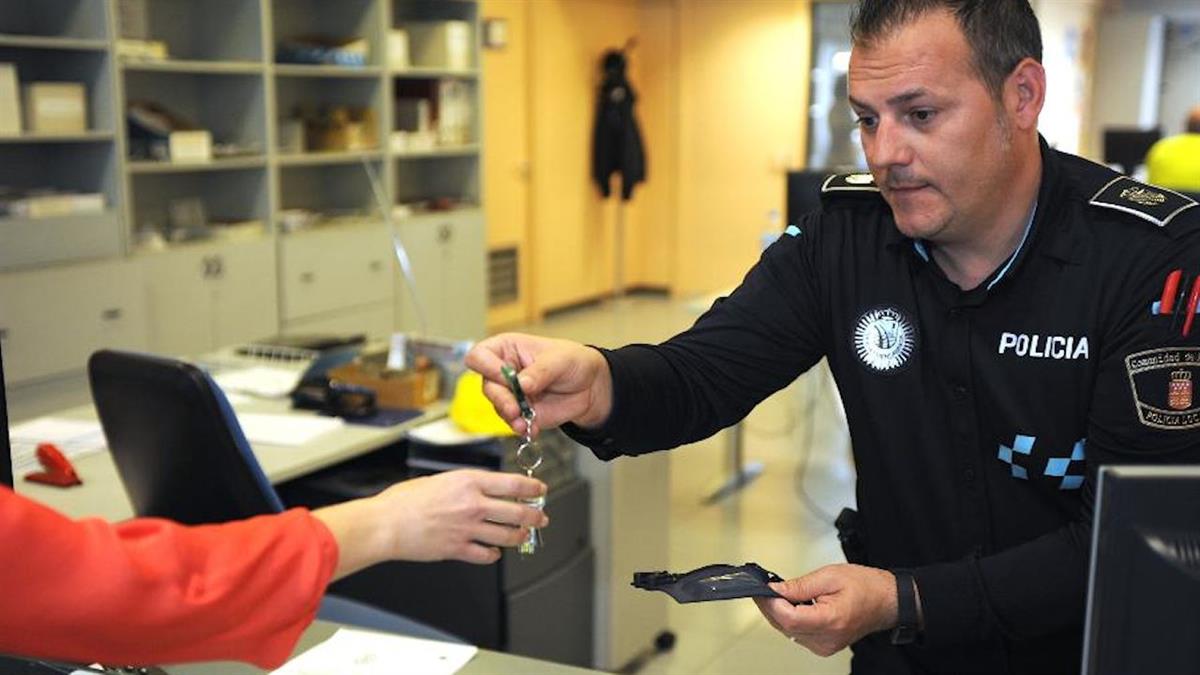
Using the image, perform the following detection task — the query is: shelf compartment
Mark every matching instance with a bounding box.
[0,0,109,41]
[0,211,122,271]
[127,156,267,174]
[0,142,120,213]
[0,46,115,132]
[129,167,270,239]
[278,160,385,218]
[393,154,480,209]
[123,70,267,159]
[273,0,382,67]
[122,59,263,75]
[117,0,263,63]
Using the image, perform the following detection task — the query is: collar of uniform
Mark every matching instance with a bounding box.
[1033,137,1084,265]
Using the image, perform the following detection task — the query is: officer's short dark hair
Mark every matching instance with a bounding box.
[850,0,1043,101]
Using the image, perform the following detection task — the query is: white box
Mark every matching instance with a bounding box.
[388,30,411,70]
[168,130,213,162]
[406,21,473,70]
[10,193,105,219]
[0,64,20,134]
[23,82,87,133]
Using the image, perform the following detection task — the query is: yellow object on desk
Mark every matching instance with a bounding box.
[449,371,515,436]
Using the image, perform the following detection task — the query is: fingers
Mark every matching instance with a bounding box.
[456,542,503,565]
[473,470,547,501]
[473,522,531,548]
[478,499,548,528]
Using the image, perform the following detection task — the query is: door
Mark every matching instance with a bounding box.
[481,0,532,328]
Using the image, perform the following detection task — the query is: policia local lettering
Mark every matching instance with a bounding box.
[998,332,1090,360]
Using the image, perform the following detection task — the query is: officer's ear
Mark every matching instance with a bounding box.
[1005,57,1045,132]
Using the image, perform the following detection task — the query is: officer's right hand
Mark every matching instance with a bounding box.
[466,332,613,435]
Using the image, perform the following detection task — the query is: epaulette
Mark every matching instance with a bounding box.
[819,172,882,210]
[1088,176,1197,228]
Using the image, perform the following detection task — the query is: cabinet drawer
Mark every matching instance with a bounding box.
[0,259,147,384]
[280,224,394,320]
[0,213,123,271]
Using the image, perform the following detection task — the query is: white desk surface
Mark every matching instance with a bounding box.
[165,620,602,675]
[14,392,448,522]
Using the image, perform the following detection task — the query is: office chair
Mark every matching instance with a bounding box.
[87,349,462,642]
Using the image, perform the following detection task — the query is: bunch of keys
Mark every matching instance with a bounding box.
[502,364,544,556]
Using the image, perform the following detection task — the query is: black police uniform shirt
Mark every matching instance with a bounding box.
[564,139,1200,675]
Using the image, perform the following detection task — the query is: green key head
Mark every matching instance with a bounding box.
[501,363,534,419]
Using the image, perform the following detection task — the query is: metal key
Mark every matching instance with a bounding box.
[503,364,544,555]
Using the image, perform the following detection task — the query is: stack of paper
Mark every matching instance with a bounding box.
[272,629,477,675]
[236,413,344,447]
[8,418,107,476]
[214,366,303,399]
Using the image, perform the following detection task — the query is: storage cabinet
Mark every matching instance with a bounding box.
[1,0,486,406]
[0,258,147,384]
[141,238,278,356]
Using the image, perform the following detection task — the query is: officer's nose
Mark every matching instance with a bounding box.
[868,118,913,171]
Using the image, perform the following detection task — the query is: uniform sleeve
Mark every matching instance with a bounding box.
[0,487,338,669]
[913,219,1200,647]
[564,221,827,458]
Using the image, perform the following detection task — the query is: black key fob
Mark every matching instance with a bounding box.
[632,562,785,604]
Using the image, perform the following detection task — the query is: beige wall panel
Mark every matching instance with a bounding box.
[674,0,809,297]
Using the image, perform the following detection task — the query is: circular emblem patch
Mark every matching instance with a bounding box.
[854,307,917,372]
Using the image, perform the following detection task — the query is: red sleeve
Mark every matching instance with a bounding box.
[0,487,338,669]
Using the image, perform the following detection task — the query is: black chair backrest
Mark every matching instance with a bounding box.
[88,349,283,524]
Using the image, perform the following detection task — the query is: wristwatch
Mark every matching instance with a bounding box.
[890,569,919,645]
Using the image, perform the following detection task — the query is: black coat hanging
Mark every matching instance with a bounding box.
[592,48,646,201]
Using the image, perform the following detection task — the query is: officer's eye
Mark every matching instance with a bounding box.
[855,114,878,131]
[910,109,937,125]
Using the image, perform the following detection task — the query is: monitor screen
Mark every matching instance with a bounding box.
[1,340,11,487]
[1083,465,1200,674]
[1102,127,1162,176]
[786,170,830,227]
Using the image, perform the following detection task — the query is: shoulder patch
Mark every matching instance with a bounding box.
[821,172,879,194]
[1088,176,1197,227]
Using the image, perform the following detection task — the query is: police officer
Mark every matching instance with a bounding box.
[468,1,1200,673]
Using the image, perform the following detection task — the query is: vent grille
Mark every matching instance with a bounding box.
[488,246,519,307]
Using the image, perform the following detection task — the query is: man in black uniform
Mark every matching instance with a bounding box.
[467,1,1200,673]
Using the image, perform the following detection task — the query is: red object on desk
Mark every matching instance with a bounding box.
[23,442,83,487]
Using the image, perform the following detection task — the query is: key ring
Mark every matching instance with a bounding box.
[516,408,542,474]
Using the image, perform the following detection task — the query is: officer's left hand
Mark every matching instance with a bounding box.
[752,564,898,657]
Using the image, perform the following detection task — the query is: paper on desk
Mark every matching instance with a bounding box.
[214,366,303,399]
[271,628,477,675]
[8,417,107,475]
[407,417,496,446]
[236,413,344,446]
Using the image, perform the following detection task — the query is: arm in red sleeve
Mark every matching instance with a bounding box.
[0,487,338,669]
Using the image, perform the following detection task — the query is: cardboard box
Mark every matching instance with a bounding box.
[406,21,473,70]
[328,361,441,409]
[23,82,87,133]
[0,64,20,134]
[388,30,411,70]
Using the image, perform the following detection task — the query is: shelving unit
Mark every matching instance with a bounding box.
[0,0,486,388]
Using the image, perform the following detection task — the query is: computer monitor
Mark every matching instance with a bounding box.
[1102,127,1162,177]
[787,170,830,226]
[1,340,12,488]
[1082,465,1200,674]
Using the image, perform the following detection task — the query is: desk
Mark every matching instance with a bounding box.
[166,621,602,675]
[14,394,446,522]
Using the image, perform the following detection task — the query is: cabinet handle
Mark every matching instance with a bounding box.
[0,327,7,341]
[101,308,123,321]
[438,223,453,243]
[300,272,316,283]
[369,260,384,272]
[202,256,223,279]
[212,255,225,279]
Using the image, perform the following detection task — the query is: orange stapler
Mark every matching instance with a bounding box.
[24,442,83,487]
